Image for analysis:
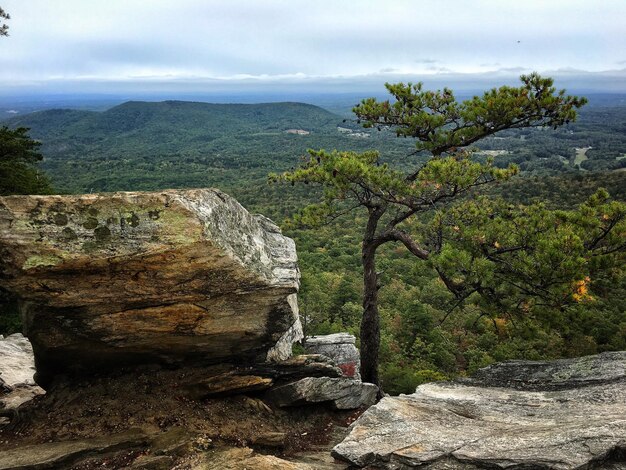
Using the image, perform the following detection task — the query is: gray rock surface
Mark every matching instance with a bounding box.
[333,352,626,469]
[0,189,301,387]
[0,334,37,389]
[267,377,378,410]
[0,333,45,419]
[305,333,361,380]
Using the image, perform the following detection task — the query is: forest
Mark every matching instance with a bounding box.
[1,92,625,394]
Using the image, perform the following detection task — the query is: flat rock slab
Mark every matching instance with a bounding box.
[267,377,378,410]
[333,352,626,469]
[0,189,301,387]
[0,429,148,470]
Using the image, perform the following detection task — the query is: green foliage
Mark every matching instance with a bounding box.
[380,363,447,396]
[0,6,9,37]
[275,74,624,389]
[0,91,624,393]
[0,126,52,195]
[427,189,625,314]
[355,73,587,155]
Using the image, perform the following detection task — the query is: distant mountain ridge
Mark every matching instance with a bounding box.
[5,100,341,154]
[1,100,401,194]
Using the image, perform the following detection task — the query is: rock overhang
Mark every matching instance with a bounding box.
[0,189,302,387]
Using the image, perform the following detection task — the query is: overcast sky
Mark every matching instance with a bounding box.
[1,0,625,94]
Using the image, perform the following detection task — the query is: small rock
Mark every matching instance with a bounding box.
[250,431,286,448]
[0,334,38,389]
[305,333,361,380]
[0,334,45,416]
[183,373,273,399]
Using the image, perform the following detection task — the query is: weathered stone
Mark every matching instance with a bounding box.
[250,431,287,448]
[0,334,37,389]
[267,377,378,410]
[0,429,148,470]
[197,446,317,470]
[333,352,626,469]
[246,354,343,381]
[463,350,626,391]
[0,189,301,387]
[305,333,361,379]
[183,372,274,399]
[128,455,175,470]
[0,334,45,417]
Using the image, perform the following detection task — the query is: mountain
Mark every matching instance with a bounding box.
[3,100,625,207]
[4,100,409,195]
[5,100,341,158]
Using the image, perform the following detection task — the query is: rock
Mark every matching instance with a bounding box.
[127,455,175,470]
[333,352,626,469]
[0,334,45,417]
[267,377,378,410]
[197,446,317,469]
[0,429,148,470]
[246,354,343,381]
[183,372,274,399]
[0,189,301,387]
[305,333,361,379]
[0,334,37,389]
[250,431,287,448]
[463,350,626,391]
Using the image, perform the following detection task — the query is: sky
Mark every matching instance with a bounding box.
[1,0,625,97]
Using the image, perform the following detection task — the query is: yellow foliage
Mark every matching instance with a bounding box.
[572,276,594,302]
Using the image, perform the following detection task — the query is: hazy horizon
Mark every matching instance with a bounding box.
[1,0,626,101]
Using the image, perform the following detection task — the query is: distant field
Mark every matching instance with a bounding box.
[574,146,592,165]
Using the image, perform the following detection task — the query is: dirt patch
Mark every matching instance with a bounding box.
[0,365,362,468]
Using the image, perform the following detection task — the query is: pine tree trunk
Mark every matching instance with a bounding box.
[359,206,385,394]
[360,241,380,389]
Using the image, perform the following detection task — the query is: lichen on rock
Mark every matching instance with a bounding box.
[0,189,302,387]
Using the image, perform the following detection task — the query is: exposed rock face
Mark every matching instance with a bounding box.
[333,352,626,469]
[0,189,301,387]
[305,333,361,379]
[267,377,378,410]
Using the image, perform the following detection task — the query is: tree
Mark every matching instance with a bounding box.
[0,6,9,36]
[273,74,625,390]
[0,126,52,195]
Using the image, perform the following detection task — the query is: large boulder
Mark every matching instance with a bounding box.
[333,352,626,469]
[0,189,302,387]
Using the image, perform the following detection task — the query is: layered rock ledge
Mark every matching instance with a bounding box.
[333,352,626,469]
[0,189,302,387]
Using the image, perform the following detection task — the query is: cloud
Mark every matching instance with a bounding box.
[496,67,528,73]
[427,66,454,73]
[0,0,624,88]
